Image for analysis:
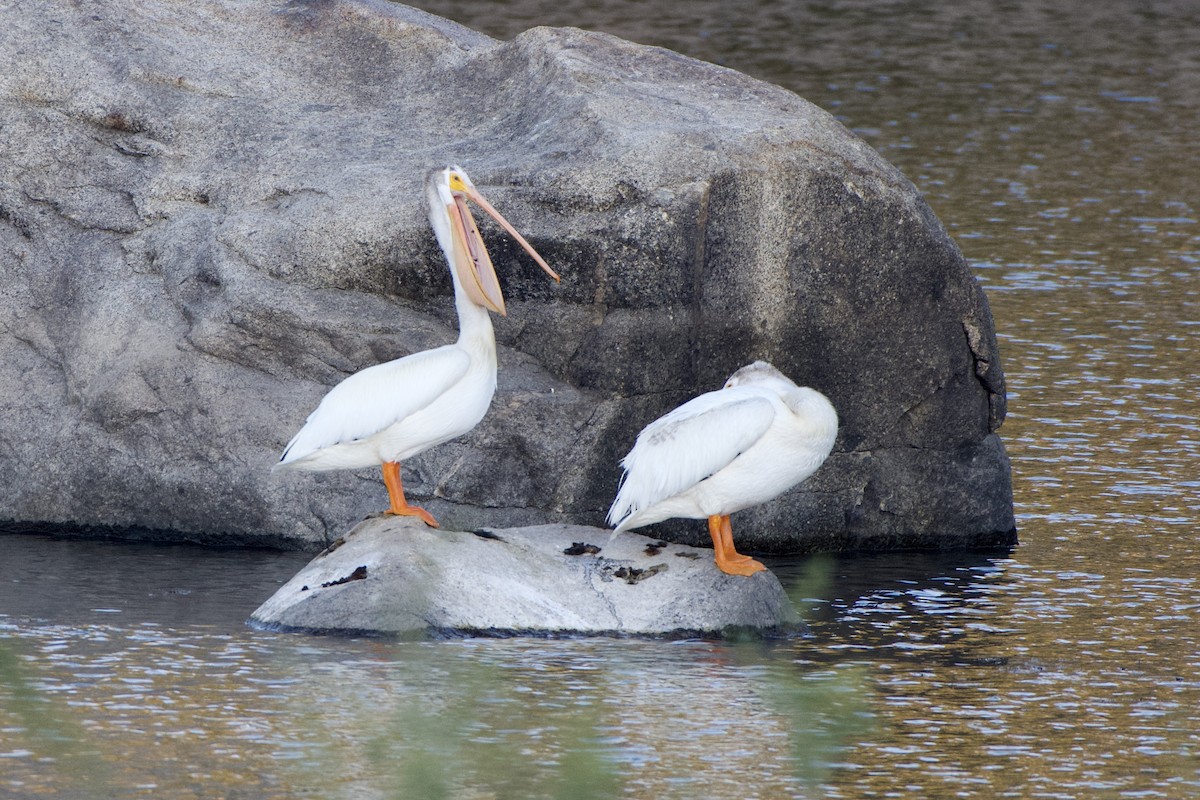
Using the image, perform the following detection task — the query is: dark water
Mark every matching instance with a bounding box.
[4,1,1199,797]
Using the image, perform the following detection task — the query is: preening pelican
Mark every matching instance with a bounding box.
[275,166,559,527]
[607,361,837,576]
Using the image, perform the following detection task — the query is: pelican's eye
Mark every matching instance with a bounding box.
[448,173,469,193]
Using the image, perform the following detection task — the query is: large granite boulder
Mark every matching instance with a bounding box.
[249,517,799,636]
[0,0,1013,552]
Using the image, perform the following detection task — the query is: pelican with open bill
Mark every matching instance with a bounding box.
[275,166,560,527]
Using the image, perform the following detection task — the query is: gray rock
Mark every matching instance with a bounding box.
[0,0,1013,553]
[249,516,799,636]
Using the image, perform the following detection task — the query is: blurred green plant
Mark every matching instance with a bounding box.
[0,553,873,798]
[764,554,875,788]
[764,661,874,788]
[287,645,625,800]
[0,636,112,793]
[280,554,871,799]
[784,552,836,621]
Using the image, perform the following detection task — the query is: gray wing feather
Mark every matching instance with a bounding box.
[607,388,775,526]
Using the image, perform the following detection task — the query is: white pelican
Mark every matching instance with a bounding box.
[607,361,837,576]
[275,166,560,527]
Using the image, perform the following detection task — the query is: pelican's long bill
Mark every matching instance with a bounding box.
[446,173,560,316]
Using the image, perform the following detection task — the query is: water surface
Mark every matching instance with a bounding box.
[4,0,1199,797]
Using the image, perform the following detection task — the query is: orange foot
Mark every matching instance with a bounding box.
[385,503,440,528]
[714,553,767,577]
[381,461,440,528]
[707,514,767,577]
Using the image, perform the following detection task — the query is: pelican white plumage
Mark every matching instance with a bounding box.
[607,361,838,576]
[275,166,559,527]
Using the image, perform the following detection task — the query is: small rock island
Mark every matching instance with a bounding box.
[250,517,800,637]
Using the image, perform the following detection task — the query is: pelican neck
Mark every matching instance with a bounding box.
[453,293,496,351]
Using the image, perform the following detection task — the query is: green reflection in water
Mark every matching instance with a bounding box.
[277,630,875,799]
[774,553,874,787]
[710,555,876,791]
[0,607,877,799]
[0,636,111,794]
[357,651,621,800]
[764,662,873,788]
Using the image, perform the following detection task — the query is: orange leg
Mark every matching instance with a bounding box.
[381,461,439,528]
[707,514,766,576]
[715,515,754,564]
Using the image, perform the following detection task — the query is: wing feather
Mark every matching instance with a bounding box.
[607,387,775,527]
[279,345,470,464]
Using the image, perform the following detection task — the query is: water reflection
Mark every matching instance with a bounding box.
[0,535,308,628]
[4,532,1200,797]
[2,615,874,798]
[791,548,1200,797]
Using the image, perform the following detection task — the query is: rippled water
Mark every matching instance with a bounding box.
[4,1,1199,797]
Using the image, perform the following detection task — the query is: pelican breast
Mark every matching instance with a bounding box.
[278,345,471,470]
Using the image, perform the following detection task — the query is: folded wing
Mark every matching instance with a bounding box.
[608,387,775,527]
[278,346,471,465]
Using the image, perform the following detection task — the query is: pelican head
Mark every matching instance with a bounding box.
[427,166,560,316]
[723,360,795,392]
